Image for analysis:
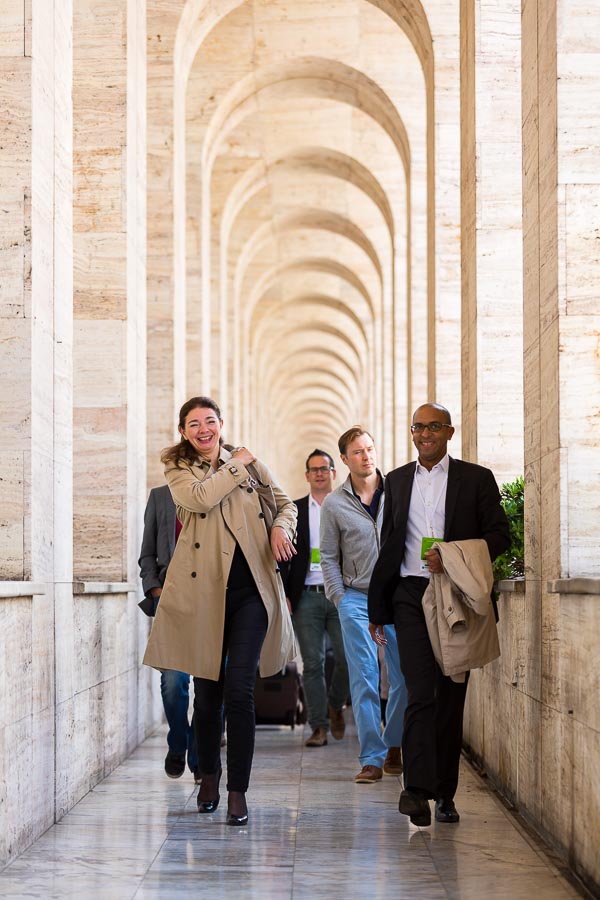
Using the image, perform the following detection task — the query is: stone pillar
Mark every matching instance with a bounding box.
[146,0,185,487]
[428,2,462,446]
[0,0,73,864]
[519,0,600,842]
[54,0,150,815]
[72,0,129,581]
[460,0,524,479]
[521,0,600,868]
[555,0,600,578]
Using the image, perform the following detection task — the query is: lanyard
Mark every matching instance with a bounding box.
[412,467,446,537]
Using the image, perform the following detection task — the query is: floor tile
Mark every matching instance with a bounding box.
[0,719,584,898]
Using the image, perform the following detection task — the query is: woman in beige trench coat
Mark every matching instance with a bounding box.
[143,396,297,826]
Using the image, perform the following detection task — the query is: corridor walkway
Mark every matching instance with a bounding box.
[0,721,581,899]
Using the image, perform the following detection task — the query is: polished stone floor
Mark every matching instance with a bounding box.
[0,718,582,899]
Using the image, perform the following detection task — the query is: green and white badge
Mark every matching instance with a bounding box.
[309,548,322,572]
[420,536,443,559]
[420,536,443,570]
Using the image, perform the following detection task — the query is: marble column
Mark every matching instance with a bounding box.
[0,0,73,865]
[460,0,524,480]
[146,0,186,488]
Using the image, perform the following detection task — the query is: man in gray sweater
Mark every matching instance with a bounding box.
[320,426,407,783]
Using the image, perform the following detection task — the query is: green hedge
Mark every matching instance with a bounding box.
[493,475,524,583]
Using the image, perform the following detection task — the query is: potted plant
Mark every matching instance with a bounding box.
[493,476,524,583]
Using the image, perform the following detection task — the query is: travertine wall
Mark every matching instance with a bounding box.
[0,0,160,869]
[1,0,32,583]
[464,1,600,893]
[465,579,600,894]
[460,0,523,482]
[73,0,128,581]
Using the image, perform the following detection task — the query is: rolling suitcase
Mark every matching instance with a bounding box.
[254,662,306,728]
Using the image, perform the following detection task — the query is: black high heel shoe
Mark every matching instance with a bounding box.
[197,767,222,814]
[226,790,248,826]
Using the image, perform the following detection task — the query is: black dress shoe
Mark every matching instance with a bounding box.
[164,751,186,779]
[197,767,222,814]
[435,798,460,823]
[399,789,431,826]
[226,791,248,826]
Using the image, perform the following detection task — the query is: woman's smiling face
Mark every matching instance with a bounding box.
[180,406,223,459]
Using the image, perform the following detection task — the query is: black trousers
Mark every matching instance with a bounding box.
[392,576,469,800]
[193,585,268,793]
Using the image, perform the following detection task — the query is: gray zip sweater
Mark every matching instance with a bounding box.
[319,473,385,606]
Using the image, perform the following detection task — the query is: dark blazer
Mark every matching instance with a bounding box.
[138,484,177,617]
[368,457,510,625]
[281,495,310,613]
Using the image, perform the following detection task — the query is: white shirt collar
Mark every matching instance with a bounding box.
[415,453,450,475]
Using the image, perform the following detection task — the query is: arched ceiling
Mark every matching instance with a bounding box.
[174,0,433,494]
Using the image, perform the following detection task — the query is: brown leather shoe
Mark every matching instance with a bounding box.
[354,765,383,783]
[328,705,345,741]
[305,726,328,747]
[383,746,403,776]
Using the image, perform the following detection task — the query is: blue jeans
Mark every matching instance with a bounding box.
[293,589,350,730]
[337,587,407,768]
[161,669,197,771]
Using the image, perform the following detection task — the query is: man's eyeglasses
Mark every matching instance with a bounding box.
[307,466,333,474]
[410,422,452,434]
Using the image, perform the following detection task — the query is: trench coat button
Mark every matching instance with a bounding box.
[200,513,206,519]
[247,486,254,493]
[230,466,238,475]
[195,542,200,549]
[275,567,280,574]
[191,571,197,578]
[259,512,265,519]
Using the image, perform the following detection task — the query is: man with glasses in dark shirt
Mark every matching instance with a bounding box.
[283,450,350,748]
[368,404,510,825]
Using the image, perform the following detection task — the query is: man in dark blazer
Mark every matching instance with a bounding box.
[139,484,198,780]
[368,403,510,826]
[283,450,350,748]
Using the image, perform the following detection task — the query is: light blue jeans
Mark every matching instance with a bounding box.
[154,595,198,771]
[337,587,407,768]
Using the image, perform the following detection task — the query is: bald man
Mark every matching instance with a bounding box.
[368,404,510,826]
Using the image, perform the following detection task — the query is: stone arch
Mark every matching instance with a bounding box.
[220,147,396,260]
[236,213,384,437]
[172,0,434,469]
[203,57,410,173]
[252,294,370,358]
[245,258,375,321]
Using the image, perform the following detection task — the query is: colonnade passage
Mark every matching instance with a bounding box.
[1,0,599,896]
[0,721,583,899]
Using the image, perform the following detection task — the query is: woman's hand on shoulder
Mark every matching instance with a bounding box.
[271,525,297,563]
[230,446,256,466]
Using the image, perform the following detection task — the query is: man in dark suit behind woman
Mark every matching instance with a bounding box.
[368,403,510,826]
[283,450,350,748]
[139,484,198,780]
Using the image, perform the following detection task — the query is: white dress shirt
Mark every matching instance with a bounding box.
[304,494,324,586]
[400,454,450,578]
